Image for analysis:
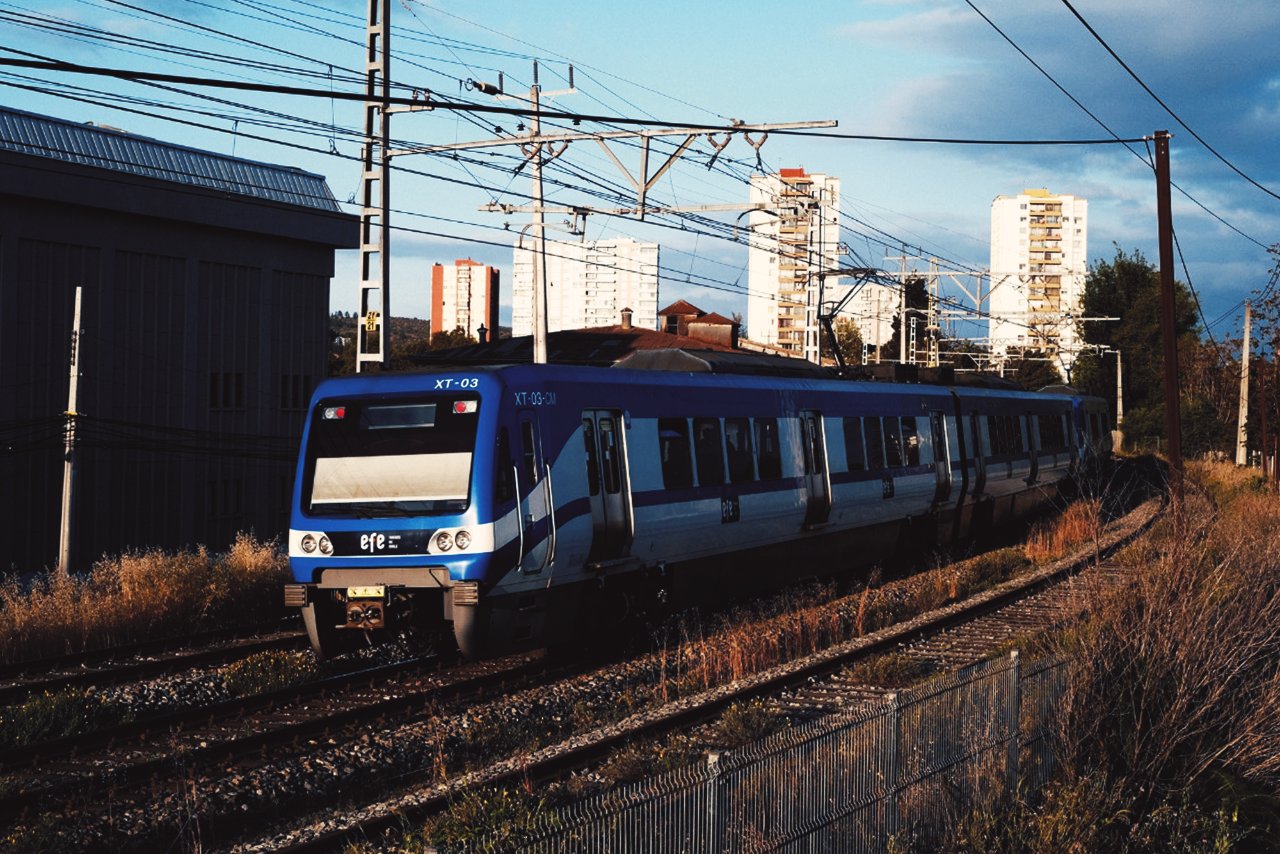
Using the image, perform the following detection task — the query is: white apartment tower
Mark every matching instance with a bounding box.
[430,259,499,341]
[989,188,1088,375]
[512,237,659,334]
[747,168,841,361]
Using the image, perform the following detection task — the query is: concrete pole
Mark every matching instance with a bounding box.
[898,254,908,365]
[530,66,550,365]
[1114,349,1124,448]
[59,286,82,570]
[1236,302,1251,465]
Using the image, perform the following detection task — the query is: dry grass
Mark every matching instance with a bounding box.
[650,542,1037,701]
[1023,498,1102,565]
[946,460,1280,851]
[0,533,290,664]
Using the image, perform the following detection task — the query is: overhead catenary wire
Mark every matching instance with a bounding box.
[3,5,1260,356]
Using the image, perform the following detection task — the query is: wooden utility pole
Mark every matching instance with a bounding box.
[1236,301,1251,466]
[1261,360,1270,481]
[1154,130,1184,509]
[59,286,82,569]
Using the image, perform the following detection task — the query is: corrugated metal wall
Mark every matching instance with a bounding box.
[0,195,333,573]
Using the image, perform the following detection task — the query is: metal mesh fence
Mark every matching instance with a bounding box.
[450,653,1068,853]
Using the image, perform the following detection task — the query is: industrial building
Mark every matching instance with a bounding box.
[0,106,357,572]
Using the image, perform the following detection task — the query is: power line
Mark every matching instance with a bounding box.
[0,54,1151,146]
[1059,0,1280,205]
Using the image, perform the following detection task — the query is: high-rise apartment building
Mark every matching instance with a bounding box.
[989,189,1088,374]
[512,237,659,334]
[746,169,841,361]
[430,259,499,341]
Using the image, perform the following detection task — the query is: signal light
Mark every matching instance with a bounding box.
[453,400,478,414]
[322,406,346,420]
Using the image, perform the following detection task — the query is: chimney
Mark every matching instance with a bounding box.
[620,307,633,330]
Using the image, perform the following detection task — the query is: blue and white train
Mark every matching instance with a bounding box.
[284,361,1111,659]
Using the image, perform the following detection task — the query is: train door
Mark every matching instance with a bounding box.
[581,409,634,562]
[970,412,987,497]
[801,411,831,526]
[930,411,952,505]
[517,411,555,574]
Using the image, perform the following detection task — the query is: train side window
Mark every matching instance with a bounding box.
[843,417,866,472]
[755,418,783,479]
[599,418,622,495]
[495,428,515,503]
[694,417,725,486]
[883,416,903,467]
[658,418,693,490]
[865,417,885,469]
[725,417,755,483]
[520,420,539,484]
[901,417,920,466]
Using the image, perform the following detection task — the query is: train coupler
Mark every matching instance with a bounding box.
[342,585,387,630]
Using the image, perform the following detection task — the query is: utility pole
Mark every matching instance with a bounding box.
[356,0,391,373]
[1237,301,1251,466]
[898,253,908,365]
[59,286,82,570]
[1114,349,1124,436]
[1154,130,1184,509]
[1261,360,1270,480]
[398,107,834,363]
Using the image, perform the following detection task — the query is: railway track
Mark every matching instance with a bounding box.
[0,649,552,822]
[250,489,1164,853]
[0,618,305,707]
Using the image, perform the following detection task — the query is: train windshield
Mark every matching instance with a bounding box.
[302,395,480,516]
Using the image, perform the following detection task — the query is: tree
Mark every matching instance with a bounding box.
[1004,348,1063,390]
[878,276,930,363]
[832,317,864,367]
[1080,243,1228,450]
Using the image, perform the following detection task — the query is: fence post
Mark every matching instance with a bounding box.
[1008,651,1021,801]
[706,750,723,854]
[884,692,900,848]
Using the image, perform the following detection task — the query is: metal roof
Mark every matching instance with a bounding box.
[0,105,341,212]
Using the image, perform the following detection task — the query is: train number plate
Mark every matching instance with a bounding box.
[346,585,385,599]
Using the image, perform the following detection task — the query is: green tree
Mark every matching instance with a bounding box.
[878,276,930,363]
[1004,348,1063,390]
[1080,243,1228,450]
[832,317,864,366]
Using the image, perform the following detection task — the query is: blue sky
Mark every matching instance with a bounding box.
[2,0,1276,343]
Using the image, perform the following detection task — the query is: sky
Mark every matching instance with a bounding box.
[1,0,1276,347]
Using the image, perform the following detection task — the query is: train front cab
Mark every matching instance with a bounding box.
[285,374,504,659]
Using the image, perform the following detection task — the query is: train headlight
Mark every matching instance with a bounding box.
[454,530,471,550]
[318,535,333,555]
[435,531,454,552]
[301,534,317,554]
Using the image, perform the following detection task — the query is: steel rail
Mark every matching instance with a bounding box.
[268,480,1165,852]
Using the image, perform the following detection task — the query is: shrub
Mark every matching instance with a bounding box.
[0,689,134,750]
[221,650,318,697]
[713,699,785,749]
[414,787,551,852]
